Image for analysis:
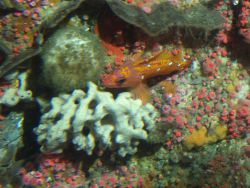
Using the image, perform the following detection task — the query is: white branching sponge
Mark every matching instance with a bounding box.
[35,82,158,157]
[0,72,32,106]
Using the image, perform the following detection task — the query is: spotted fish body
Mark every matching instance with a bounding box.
[102,50,191,88]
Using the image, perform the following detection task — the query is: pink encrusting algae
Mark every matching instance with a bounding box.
[144,0,250,149]
[0,0,62,56]
[238,0,250,43]
[20,155,145,188]
[154,47,249,149]
[20,154,86,188]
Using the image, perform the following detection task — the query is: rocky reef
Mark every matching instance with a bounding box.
[0,0,249,187]
[0,112,24,186]
[0,0,86,78]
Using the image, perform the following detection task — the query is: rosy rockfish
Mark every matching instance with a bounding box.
[102,49,191,88]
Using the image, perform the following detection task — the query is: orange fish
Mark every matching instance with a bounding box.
[102,49,191,88]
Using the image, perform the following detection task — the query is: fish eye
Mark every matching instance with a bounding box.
[117,78,127,85]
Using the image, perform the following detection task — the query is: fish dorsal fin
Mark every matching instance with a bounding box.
[152,50,172,61]
[153,49,183,63]
[131,50,168,66]
[130,51,145,66]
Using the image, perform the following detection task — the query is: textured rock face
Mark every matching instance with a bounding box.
[106,0,224,36]
[0,0,87,78]
[0,112,23,169]
[41,27,107,93]
[34,82,159,157]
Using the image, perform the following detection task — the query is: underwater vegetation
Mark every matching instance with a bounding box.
[0,0,249,187]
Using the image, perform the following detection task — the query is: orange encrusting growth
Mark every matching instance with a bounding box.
[102,49,191,88]
[184,125,228,150]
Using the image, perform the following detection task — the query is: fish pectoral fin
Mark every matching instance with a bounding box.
[130,83,151,105]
